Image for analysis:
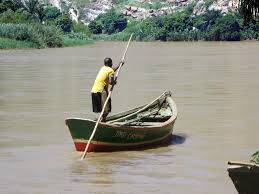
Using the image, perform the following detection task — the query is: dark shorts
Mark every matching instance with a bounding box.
[91,91,111,113]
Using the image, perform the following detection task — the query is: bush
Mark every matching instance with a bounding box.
[241,20,259,40]
[193,10,222,31]
[65,32,89,40]
[114,11,195,41]
[206,14,241,41]
[55,14,72,32]
[35,24,63,47]
[0,9,28,23]
[0,0,23,13]
[0,23,63,48]
[22,0,45,22]
[72,21,91,36]
[90,9,127,35]
[63,32,94,46]
[0,37,37,49]
[88,20,102,34]
[43,5,61,21]
[93,8,256,42]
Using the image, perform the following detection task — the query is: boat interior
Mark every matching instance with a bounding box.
[106,94,174,127]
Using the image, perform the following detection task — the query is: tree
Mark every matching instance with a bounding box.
[207,14,241,41]
[23,0,39,17]
[88,20,102,34]
[163,11,192,32]
[72,21,91,36]
[55,14,72,32]
[22,0,45,22]
[0,9,28,23]
[155,27,167,41]
[43,6,61,21]
[239,0,259,24]
[37,2,45,22]
[193,10,222,31]
[0,0,23,13]
[94,9,127,34]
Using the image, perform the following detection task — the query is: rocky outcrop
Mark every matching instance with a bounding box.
[193,0,238,16]
[209,0,238,14]
[122,5,172,20]
[122,0,239,20]
[82,0,193,21]
[82,0,113,22]
[47,0,240,23]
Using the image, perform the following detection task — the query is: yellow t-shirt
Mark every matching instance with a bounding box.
[91,66,114,93]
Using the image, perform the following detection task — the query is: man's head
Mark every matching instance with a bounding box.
[104,57,113,67]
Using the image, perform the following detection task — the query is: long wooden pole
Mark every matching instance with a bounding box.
[81,33,133,160]
[228,161,259,167]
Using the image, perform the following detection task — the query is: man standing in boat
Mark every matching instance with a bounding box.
[91,57,123,122]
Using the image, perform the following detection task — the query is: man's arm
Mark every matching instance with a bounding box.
[109,75,116,85]
[113,61,124,72]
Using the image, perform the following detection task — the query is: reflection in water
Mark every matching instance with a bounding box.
[69,159,114,185]
[1,42,259,194]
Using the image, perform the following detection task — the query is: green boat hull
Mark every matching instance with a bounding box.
[65,91,177,152]
[228,161,259,194]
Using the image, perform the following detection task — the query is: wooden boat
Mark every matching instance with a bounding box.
[65,91,178,152]
[227,161,259,194]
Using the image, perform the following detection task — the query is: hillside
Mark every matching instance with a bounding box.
[64,0,239,23]
[0,0,257,49]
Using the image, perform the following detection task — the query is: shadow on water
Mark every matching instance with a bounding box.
[170,133,187,145]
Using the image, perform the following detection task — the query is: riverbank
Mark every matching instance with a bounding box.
[0,36,94,50]
[2,36,259,50]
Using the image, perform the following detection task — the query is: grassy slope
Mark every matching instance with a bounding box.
[0,36,94,49]
[63,36,94,46]
[0,37,38,49]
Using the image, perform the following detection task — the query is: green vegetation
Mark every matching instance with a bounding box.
[63,32,94,46]
[251,150,259,164]
[240,0,259,24]
[0,9,28,23]
[205,13,241,41]
[204,0,214,9]
[43,6,61,21]
[72,21,91,36]
[89,9,127,35]
[90,8,259,41]
[0,0,93,49]
[0,37,37,49]
[0,23,63,48]
[0,0,258,49]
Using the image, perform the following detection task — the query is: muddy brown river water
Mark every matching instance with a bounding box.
[0,41,259,194]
